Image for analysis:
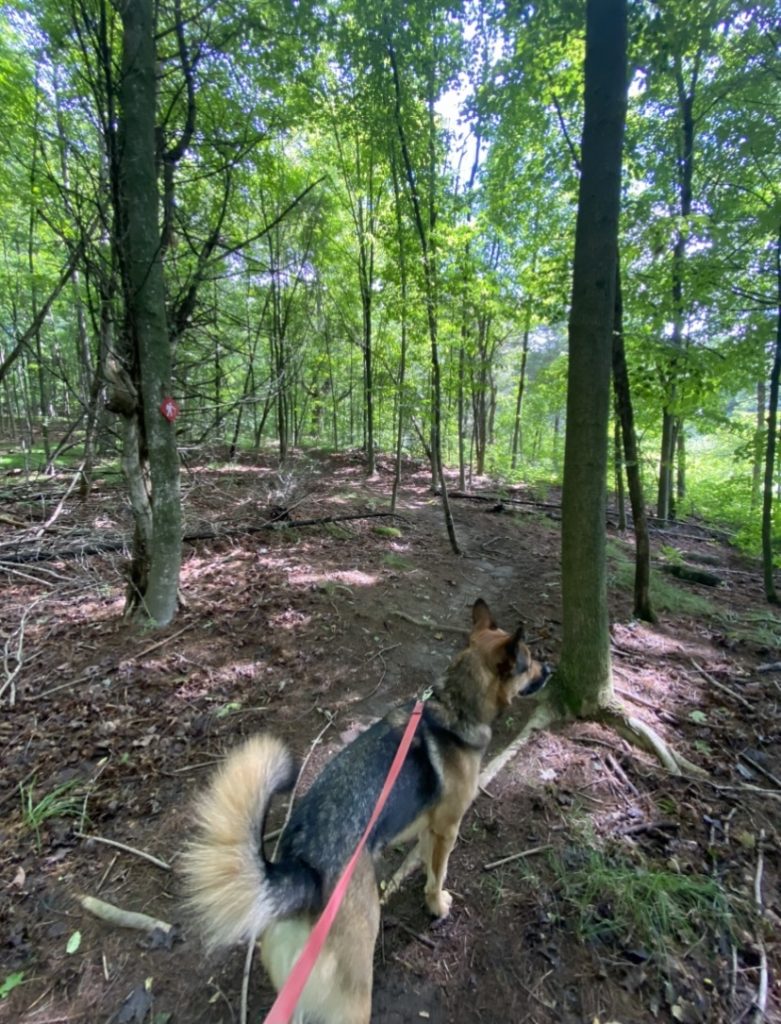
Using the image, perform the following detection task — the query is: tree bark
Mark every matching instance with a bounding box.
[762,225,781,604]
[657,56,696,523]
[558,0,627,714]
[116,0,181,626]
[612,261,656,623]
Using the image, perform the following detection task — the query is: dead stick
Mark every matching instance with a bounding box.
[79,894,173,934]
[738,753,781,790]
[690,659,752,711]
[75,831,171,871]
[748,830,768,1024]
[134,622,196,661]
[484,844,553,871]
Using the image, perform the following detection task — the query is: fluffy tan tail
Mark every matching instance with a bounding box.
[181,734,299,950]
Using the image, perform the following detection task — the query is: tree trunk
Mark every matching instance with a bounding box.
[657,59,695,523]
[613,412,626,531]
[612,260,656,622]
[511,300,532,470]
[390,154,409,513]
[116,0,181,626]
[752,378,766,510]
[558,0,627,714]
[762,225,781,604]
[388,40,459,554]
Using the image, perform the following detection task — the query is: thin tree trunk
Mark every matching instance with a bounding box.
[612,260,656,623]
[752,379,766,510]
[511,300,532,470]
[614,412,626,531]
[388,40,459,554]
[657,57,696,523]
[390,153,409,513]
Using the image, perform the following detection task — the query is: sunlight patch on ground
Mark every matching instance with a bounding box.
[285,568,379,588]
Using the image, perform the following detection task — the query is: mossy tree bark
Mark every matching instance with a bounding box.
[115,0,181,626]
[558,0,627,715]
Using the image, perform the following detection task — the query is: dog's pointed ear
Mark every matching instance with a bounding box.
[503,626,529,675]
[472,598,497,631]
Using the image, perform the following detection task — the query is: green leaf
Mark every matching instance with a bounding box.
[0,971,24,998]
[66,930,82,955]
[688,710,707,725]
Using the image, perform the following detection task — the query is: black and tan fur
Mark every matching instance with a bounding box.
[182,598,550,1023]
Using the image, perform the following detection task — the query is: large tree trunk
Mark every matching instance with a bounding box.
[762,225,781,604]
[558,0,627,715]
[116,0,181,626]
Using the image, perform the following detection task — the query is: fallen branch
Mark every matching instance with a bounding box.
[389,609,468,634]
[33,461,86,538]
[484,843,553,871]
[690,659,753,711]
[738,753,781,790]
[662,563,722,587]
[747,831,768,1024]
[0,511,406,565]
[75,832,171,871]
[78,894,174,935]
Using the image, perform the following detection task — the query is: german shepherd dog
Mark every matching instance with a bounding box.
[182,598,549,1023]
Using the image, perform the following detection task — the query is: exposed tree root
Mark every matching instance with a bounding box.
[597,703,707,777]
[479,701,560,789]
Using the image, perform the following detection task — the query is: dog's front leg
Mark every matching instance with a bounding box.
[421,825,458,918]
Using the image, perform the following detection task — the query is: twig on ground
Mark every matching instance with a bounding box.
[383,914,436,949]
[738,753,781,790]
[389,609,466,634]
[605,751,640,798]
[75,832,171,871]
[757,661,781,673]
[34,461,85,538]
[78,894,174,935]
[1,596,45,706]
[690,659,753,711]
[483,844,553,871]
[746,830,768,1024]
[367,643,401,663]
[133,621,196,661]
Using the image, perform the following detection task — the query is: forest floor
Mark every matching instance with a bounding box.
[1,448,780,1024]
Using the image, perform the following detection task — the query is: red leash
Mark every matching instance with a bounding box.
[262,700,425,1024]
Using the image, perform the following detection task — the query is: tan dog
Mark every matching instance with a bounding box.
[182,598,550,1023]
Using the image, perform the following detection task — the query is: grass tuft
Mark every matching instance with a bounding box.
[549,844,737,965]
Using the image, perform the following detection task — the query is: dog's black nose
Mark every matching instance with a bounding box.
[522,663,551,696]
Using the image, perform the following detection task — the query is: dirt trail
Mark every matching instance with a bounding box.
[1,452,778,1022]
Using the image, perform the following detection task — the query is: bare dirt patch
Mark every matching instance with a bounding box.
[1,451,779,1023]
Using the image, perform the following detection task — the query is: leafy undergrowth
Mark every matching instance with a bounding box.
[0,449,779,1023]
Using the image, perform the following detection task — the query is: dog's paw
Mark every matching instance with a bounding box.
[426,888,453,919]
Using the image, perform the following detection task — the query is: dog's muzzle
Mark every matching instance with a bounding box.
[522,662,552,696]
